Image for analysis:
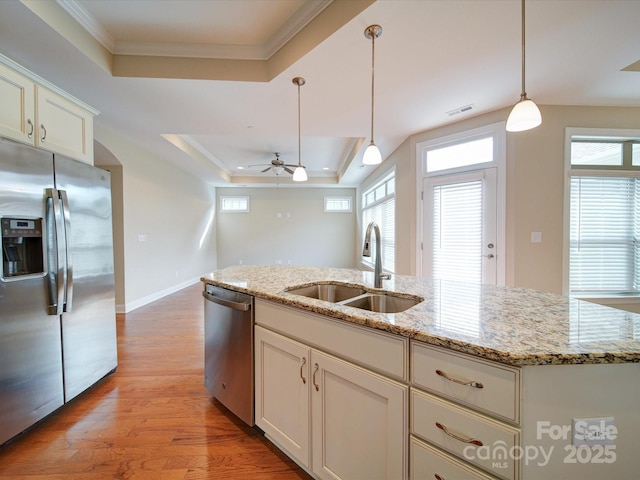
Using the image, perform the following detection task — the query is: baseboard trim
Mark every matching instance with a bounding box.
[122,277,201,313]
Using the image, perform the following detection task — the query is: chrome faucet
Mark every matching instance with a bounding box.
[362,221,391,288]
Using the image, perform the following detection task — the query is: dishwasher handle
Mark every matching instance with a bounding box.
[203,290,252,311]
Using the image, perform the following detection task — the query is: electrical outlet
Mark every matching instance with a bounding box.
[572,417,617,446]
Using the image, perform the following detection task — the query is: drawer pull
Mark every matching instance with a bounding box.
[300,357,307,384]
[436,369,484,389]
[435,422,483,446]
[434,475,445,480]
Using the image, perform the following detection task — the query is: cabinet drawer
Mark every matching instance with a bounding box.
[256,299,408,381]
[411,389,519,480]
[411,436,498,480]
[411,342,520,423]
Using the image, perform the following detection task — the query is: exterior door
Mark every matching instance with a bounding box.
[423,167,497,285]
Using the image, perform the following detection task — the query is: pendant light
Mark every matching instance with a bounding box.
[292,77,308,182]
[363,25,382,165]
[506,0,541,132]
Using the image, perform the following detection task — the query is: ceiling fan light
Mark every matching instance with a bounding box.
[272,165,283,175]
[363,142,382,165]
[506,98,541,132]
[292,165,307,182]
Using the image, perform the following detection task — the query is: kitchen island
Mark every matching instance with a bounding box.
[201,265,640,480]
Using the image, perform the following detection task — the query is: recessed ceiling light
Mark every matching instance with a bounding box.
[323,167,329,170]
[237,166,244,170]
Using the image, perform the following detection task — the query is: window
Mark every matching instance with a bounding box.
[324,196,352,212]
[220,196,249,212]
[567,130,640,296]
[362,172,395,273]
[426,136,493,173]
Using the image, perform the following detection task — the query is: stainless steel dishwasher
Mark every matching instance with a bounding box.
[203,284,254,426]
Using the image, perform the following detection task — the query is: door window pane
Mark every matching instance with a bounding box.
[432,180,483,283]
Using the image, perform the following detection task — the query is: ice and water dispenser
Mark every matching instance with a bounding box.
[1,217,45,279]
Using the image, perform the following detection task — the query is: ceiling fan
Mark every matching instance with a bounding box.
[248,153,299,176]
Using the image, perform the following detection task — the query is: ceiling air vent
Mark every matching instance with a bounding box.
[447,104,475,117]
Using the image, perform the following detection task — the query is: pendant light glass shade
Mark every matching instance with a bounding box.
[363,142,382,165]
[292,165,307,181]
[363,25,383,165]
[506,97,541,132]
[292,76,308,182]
[506,0,541,132]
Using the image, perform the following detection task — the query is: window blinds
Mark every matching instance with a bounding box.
[432,180,483,284]
[569,176,639,294]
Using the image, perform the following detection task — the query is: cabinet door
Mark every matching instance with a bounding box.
[311,350,408,480]
[255,326,311,467]
[0,63,35,145]
[36,86,93,163]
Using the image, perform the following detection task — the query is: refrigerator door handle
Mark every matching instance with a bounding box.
[59,189,73,312]
[45,188,65,315]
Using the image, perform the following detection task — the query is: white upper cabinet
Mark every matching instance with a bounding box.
[0,56,96,164]
[0,62,35,145]
[35,86,94,163]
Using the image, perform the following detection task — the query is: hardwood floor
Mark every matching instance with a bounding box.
[0,284,311,480]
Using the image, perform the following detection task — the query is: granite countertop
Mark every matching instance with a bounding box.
[201,265,640,367]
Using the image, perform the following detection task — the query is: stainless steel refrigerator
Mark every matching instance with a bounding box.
[0,137,117,445]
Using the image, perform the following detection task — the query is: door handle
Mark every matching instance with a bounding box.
[59,189,73,312]
[45,188,65,316]
[482,253,495,259]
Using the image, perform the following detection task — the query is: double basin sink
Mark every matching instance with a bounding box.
[284,282,423,314]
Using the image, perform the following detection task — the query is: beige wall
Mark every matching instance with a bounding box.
[374,105,640,295]
[95,125,217,312]
[216,187,356,269]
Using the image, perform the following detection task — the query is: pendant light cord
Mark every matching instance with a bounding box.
[520,0,527,99]
[297,82,302,167]
[370,31,376,143]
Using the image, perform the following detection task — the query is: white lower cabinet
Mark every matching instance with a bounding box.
[311,349,407,480]
[255,325,311,466]
[255,320,408,480]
